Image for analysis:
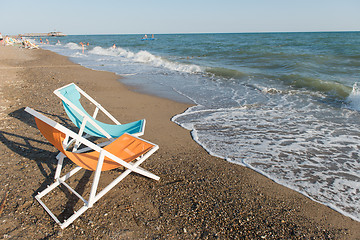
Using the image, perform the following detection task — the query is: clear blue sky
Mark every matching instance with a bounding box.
[1,0,359,35]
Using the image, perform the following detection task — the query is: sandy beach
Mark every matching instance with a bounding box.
[0,45,359,239]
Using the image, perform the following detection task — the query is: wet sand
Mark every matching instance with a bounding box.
[0,45,359,239]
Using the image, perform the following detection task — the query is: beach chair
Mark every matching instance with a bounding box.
[54,83,145,151]
[25,107,159,229]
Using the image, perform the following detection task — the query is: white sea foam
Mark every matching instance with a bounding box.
[70,52,87,58]
[173,100,360,222]
[88,46,203,74]
[346,82,360,111]
[65,42,83,50]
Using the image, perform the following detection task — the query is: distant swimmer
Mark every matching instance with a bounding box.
[79,42,85,53]
[112,44,116,48]
[142,34,148,39]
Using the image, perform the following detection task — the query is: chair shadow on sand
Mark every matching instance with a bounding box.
[1,107,93,222]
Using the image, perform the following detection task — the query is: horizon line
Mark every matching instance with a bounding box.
[61,30,360,36]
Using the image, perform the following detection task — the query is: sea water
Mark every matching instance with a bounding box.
[38,32,360,222]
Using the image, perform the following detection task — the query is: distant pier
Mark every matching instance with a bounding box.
[19,32,66,37]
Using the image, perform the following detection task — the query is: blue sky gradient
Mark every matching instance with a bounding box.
[1,0,359,35]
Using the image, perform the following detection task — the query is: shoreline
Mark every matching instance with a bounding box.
[1,45,359,239]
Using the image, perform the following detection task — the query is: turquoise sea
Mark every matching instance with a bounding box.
[37,32,360,221]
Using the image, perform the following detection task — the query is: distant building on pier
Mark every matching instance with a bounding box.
[19,32,67,37]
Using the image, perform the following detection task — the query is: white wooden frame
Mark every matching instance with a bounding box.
[25,107,159,229]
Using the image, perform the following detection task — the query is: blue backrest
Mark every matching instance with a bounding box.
[59,84,144,138]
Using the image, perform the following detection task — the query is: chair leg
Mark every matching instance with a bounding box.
[60,205,89,229]
[88,150,105,208]
[36,151,107,229]
[35,166,83,228]
[94,168,132,203]
[54,153,64,180]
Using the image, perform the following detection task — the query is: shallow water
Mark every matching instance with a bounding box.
[38,32,360,221]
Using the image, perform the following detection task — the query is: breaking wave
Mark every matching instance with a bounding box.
[279,74,352,99]
[346,82,360,111]
[88,46,203,74]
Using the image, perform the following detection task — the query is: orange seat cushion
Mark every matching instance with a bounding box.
[35,118,154,171]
